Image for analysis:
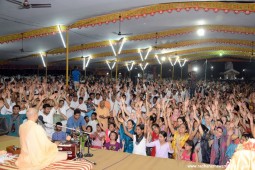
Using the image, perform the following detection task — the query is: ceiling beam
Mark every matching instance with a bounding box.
[0,1,254,44]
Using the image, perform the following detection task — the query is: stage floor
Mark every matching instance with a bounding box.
[0,136,225,170]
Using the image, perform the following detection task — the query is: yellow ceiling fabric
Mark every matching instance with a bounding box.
[0,2,255,44]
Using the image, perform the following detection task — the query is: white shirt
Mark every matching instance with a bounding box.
[19,109,27,115]
[132,135,146,156]
[93,98,102,105]
[87,120,98,133]
[77,103,87,117]
[39,107,56,138]
[70,100,79,109]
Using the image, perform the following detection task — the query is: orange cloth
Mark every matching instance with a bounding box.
[104,101,111,111]
[96,107,110,129]
[15,120,67,170]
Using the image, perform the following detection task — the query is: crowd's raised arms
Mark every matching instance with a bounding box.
[0,74,255,166]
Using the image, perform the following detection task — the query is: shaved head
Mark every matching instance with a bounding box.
[26,108,39,121]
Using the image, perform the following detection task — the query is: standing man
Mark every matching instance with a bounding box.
[72,66,81,91]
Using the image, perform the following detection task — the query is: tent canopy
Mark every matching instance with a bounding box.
[0,0,255,69]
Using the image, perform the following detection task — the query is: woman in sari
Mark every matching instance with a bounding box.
[167,115,191,159]
[116,117,136,153]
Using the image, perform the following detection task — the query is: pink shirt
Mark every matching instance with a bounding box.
[146,140,173,158]
[181,150,196,162]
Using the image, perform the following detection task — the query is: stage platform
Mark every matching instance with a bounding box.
[0,136,225,170]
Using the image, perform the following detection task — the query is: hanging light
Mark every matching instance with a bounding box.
[57,25,66,48]
[83,56,91,70]
[144,46,152,60]
[126,61,135,71]
[118,38,126,54]
[139,63,149,70]
[178,59,187,67]
[138,48,144,61]
[40,52,46,67]
[155,55,161,64]
[109,40,117,56]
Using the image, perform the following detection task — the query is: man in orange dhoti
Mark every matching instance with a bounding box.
[96,101,110,129]
[15,108,67,170]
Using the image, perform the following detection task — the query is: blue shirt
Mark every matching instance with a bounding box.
[72,69,80,82]
[66,116,85,134]
[52,131,67,141]
[0,114,27,137]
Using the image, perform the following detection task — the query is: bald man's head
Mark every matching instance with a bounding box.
[26,108,39,121]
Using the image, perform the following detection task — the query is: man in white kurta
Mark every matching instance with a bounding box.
[15,108,67,170]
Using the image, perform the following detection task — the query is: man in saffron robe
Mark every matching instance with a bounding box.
[15,108,67,170]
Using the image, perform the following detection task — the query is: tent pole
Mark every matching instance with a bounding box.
[66,30,69,87]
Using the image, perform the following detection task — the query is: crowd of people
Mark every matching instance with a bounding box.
[0,72,255,166]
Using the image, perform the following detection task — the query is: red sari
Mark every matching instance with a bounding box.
[151,131,159,157]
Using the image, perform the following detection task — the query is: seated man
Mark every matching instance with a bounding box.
[66,109,86,134]
[0,104,26,137]
[16,108,67,170]
[52,122,67,141]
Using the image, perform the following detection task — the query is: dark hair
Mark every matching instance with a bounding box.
[127,119,135,126]
[159,117,164,123]
[74,109,81,115]
[43,104,51,109]
[217,119,223,125]
[185,140,195,161]
[159,131,167,141]
[136,124,145,131]
[91,112,97,117]
[149,115,157,124]
[217,126,223,132]
[13,104,20,110]
[152,123,160,129]
[84,116,89,119]
[177,116,185,123]
[79,97,83,100]
[86,125,93,132]
[108,123,116,129]
[109,131,118,141]
[56,122,62,126]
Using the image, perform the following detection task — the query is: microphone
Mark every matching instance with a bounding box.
[38,115,47,124]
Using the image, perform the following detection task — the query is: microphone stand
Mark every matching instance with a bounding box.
[40,121,96,165]
[83,132,93,157]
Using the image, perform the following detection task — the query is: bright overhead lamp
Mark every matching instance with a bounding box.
[155,55,161,64]
[161,56,166,62]
[106,61,116,70]
[138,47,152,61]
[83,56,91,70]
[118,38,126,54]
[139,63,149,71]
[193,66,198,72]
[197,28,205,36]
[57,25,66,48]
[144,47,152,60]
[178,59,187,67]
[169,57,178,66]
[138,48,144,61]
[211,66,214,69]
[109,40,117,56]
[219,53,223,56]
[39,52,46,67]
[126,61,135,71]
